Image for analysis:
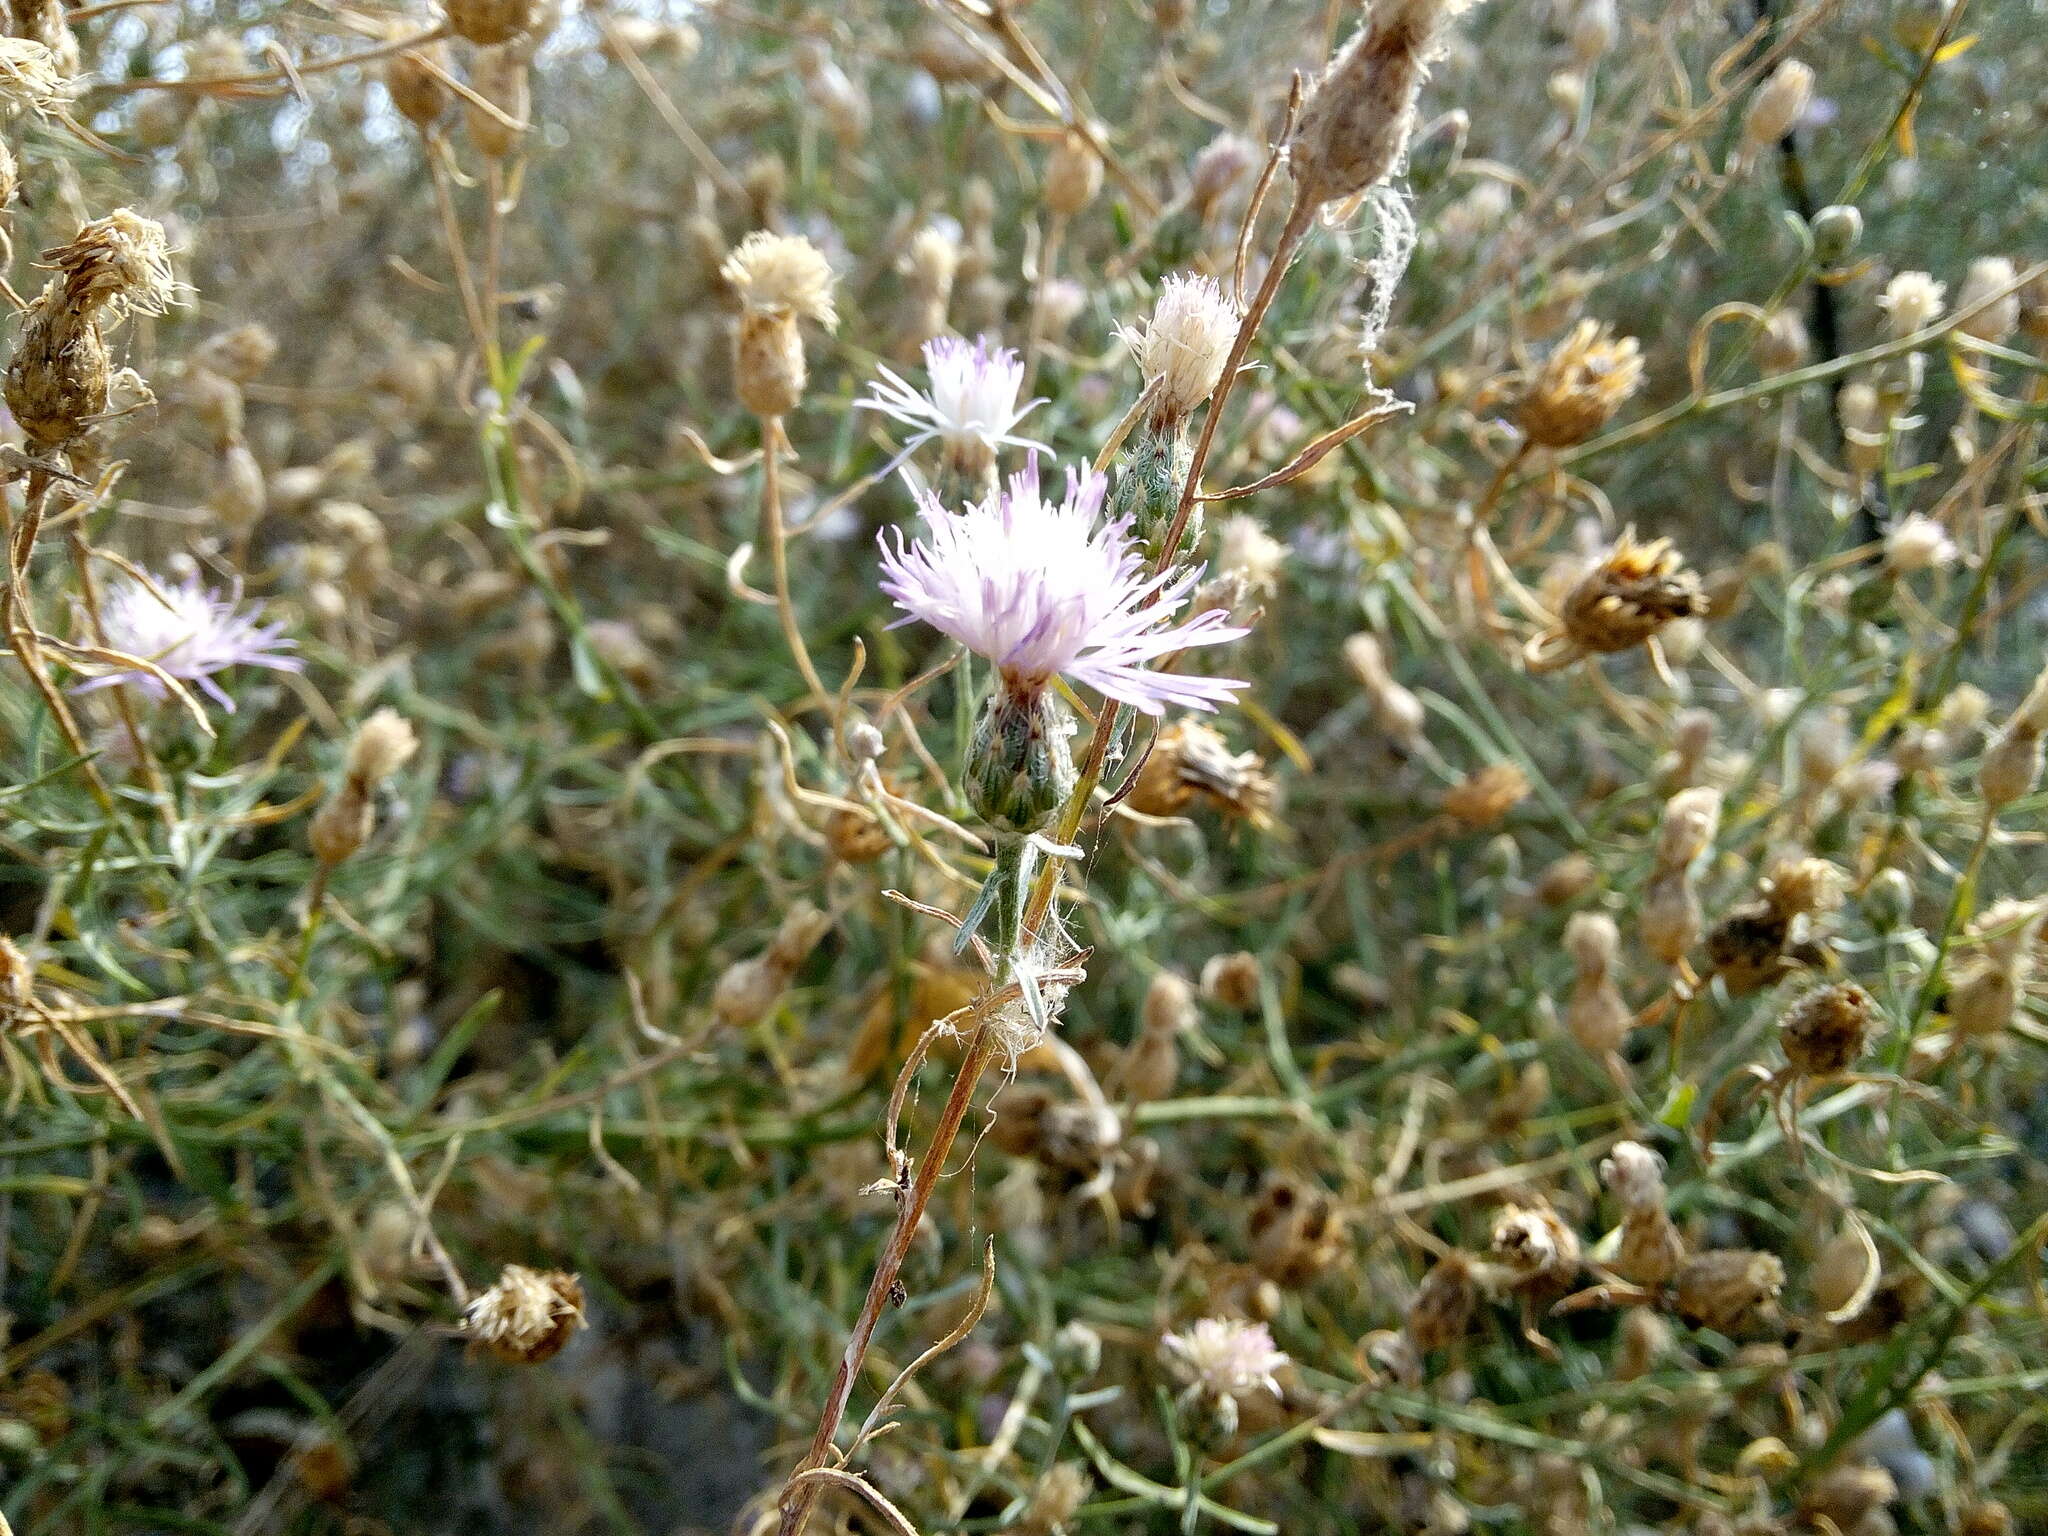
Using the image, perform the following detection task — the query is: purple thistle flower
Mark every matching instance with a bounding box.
[877,460,1246,715]
[75,573,301,712]
[858,336,1048,467]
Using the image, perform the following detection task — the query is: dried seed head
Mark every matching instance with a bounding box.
[1247,1176,1345,1287]
[346,708,419,787]
[1490,1202,1580,1286]
[1656,786,1722,870]
[1613,1306,1669,1381]
[1442,761,1528,828]
[793,39,868,145]
[460,1265,587,1363]
[1798,1462,1897,1533]
[1342,632,1427,751]
[722,231,837,417]
[1289,0,1480,209]
[825,806,891,863]
[466,43,531,160]
[1042,129,1103,217]
[1948,900,2040,1039]
[1672,1249,1784,1333]
[1957,1502,2014,1536]
[1761,856,1845,920]
[1598,1141,1666,1213]
[1755,307,1810,374]
[1559,529,1707,655]
[1188,132,1257,223]
[1141,970,1197,1039]
[1883,512,1957,574]
[1739,59,1814,156]
[0,36,68,120]
[1534,852,1597,907]
[1513,319,1644,448]
[1125,717,1277,826]
[898,225,961,302]
[1018,1462,1091,1536]
[1567,0,1617,67]
[1641,866,1702,967]
[1563,910,1619,975]
[1979,664,2048,809]
[1201,951,1262,1012]
[1878,270,1946,341]
[1119,273,1240,429]
[1955,255,2020,344]
[1617,1202,1686,1288]
[444,0,539,47]
[911,15,992,84]
[385,45,451,130]
[1040,1100,1121,1171]
[182,365,243,448]
[216,441,266,532]
[45,208,181,323]
[1405,1249,1478,1354]
[193,322,278,383]
[1780,982,1878,1077]
[1117,1028,1180,1103]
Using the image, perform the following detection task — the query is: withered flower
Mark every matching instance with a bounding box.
[1510,319,1643,449]
[1125,717,1277,826]
[461,1265,588,1364]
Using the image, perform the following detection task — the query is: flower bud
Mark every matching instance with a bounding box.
[1042,129,1102,217]
[1810,204,1862,264]
[966,686,1076,835]
[1739,59,1813,156]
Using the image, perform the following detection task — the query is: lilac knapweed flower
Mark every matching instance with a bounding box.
[877,461,1246,715]
[1160,1317,1289,1403]
[859,335,1046,468]
[76,573,300,711]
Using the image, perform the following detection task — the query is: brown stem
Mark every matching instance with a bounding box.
[775,1022,998,1536]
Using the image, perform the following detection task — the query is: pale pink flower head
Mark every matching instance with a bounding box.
[76,573,301,711]
[858,335,1047,467]
[1160,1317,1288,1403]
[877,460,1246,715]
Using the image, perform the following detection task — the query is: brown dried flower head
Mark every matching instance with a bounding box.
[6,210,184,447]
[461,1264,587,1363]
[1201,950,1262,1012]
[1289,0,1480,209]
[1513,319,1644,448]
[1442,760,1528,828]
[1490,1202,1580,1288]
[721,231,838,417]
[0,36,69,120]
[444,0,540,48]
[1126,717,1277,826]
[1779,981,1877,1077]
[385,44,451,130]
[1672,1249,1784,1333]
[1406,1249,1478,1354]
[1247,1176,1345,1288]
[1559,530,1707,656]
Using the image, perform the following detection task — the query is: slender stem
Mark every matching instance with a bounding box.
[762,415,832,712]
[775,1022,999,1536]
